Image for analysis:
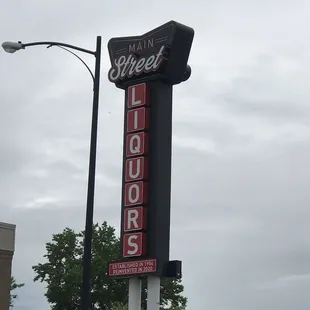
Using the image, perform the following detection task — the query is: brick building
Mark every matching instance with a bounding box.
[0,222,16,310]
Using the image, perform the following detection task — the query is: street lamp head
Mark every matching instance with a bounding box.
[2,41,24,53]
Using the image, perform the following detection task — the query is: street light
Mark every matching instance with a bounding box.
[2,36,102,310]
[2,41,24,53]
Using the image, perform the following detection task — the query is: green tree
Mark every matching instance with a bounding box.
[10,277,24,308]
[32,222,187,310]
[111,302,127,310]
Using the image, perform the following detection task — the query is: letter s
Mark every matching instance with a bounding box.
[127,235,138,255]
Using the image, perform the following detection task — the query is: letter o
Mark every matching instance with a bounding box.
[128,183,139,204]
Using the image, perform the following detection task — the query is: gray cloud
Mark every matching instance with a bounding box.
[1,0,310,309]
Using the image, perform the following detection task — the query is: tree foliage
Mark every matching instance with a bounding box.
[10,277,24,308]
[32,222,187,310]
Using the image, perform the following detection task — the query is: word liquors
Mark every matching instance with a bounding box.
[122,83,150,257]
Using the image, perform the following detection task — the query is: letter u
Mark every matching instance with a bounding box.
[129,159,141,179]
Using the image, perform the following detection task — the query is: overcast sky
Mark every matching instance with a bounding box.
[1,0,310,309]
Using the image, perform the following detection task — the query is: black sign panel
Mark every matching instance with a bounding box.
[108,20,194,88]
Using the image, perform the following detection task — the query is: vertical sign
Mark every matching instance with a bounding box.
[123,83,149,258]
[108,20,194,278]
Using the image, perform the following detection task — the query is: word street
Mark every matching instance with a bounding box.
[108,46,165,82]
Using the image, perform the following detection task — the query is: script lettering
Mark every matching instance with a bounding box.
[108,46,165,82]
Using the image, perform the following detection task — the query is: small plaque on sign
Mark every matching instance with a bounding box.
[109,259,157,276]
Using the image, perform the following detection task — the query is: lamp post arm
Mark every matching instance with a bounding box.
[22,41,96,56]
[47,44,95,83]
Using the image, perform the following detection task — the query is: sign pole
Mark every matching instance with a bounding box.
[147,276,161,310]
[128,278,142,310]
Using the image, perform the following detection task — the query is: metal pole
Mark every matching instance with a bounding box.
[147,276,161,310]
[81,35,101,310]
[128,278,142,310]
